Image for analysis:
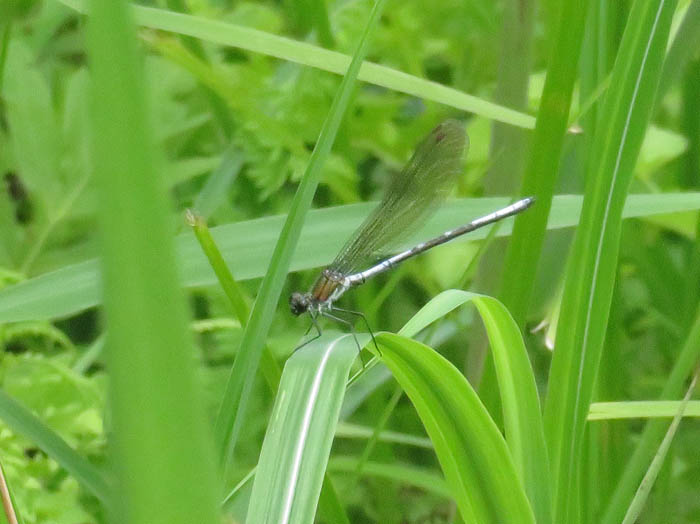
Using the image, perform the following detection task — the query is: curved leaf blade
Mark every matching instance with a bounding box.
[398,289,551,524]
[376,331,536,524]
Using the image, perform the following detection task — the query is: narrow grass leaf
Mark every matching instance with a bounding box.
[335,422,433,448]
[86,0,221,522]
[498,0,590,324]
[328,457,450,498]
[213,0,388,472]
[193,144,244,219]
[187,211,282,390]
[376,332,535,524]
[543,1,679,522]
[58,0,534,129]
[247,333,359,524]
[187,210,347,517]
[601,308,700,524]
[656,1,700,102]
[1,193,697,324]
[621,372,698,524]
[0,389,110,503]
[588,400,700,420]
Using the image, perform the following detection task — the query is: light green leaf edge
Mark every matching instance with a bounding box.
[588,400,700,420]
[57,0,535,129]
[1,193,698,324]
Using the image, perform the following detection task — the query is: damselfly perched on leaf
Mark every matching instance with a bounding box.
[290,120,534,350]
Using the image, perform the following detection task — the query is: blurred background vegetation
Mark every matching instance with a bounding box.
[0,0,698,522]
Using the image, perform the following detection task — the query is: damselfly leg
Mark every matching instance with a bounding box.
[330,306,381,356]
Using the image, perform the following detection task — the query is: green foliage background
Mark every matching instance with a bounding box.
[0,0,698,523]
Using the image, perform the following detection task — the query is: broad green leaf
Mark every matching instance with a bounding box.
[376,332,536,524]
[247,333,360,524]
[0,193,698,323]
[3,40,62,215]
[397,289,551,524]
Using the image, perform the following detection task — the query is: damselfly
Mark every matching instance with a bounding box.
[290,120,534,350]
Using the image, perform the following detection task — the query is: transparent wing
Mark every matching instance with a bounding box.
[329,119,468,275]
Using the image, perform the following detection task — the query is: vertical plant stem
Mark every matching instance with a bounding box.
[543,1,679,521]
[680,59,700,329]
[87,0,221,523]
[0,462,18,524]
[0,22,10,94]
[187,210,282,391]
[497,0,590,326]
[468,0,534,384]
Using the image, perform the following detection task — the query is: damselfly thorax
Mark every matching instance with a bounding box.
[289,269,351,316]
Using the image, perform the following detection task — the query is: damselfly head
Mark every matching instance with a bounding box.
[289,292,311,316]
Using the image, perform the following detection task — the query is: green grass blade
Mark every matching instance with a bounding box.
[601,308,700,524]
[0,389,110,503]
[497,0,590,324]
[328,457,450,498]
[472,297,552,524]
[86,0,221,522]
[1,193,698,323]
[193,144,244,219]
[588,400,700,419]
[335,422,433,448]
[162,0,234,135]
[315,476,351,524]
[543,1,679,522]
[620,372,698,524]
[656,1,700,102]
[58,0,534,129]
[376,331,535,524]
[247,333,359,524]
[213,0,388,471]
[186,211,282,391]
[397,289,551,524]
[187,212,251,328]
